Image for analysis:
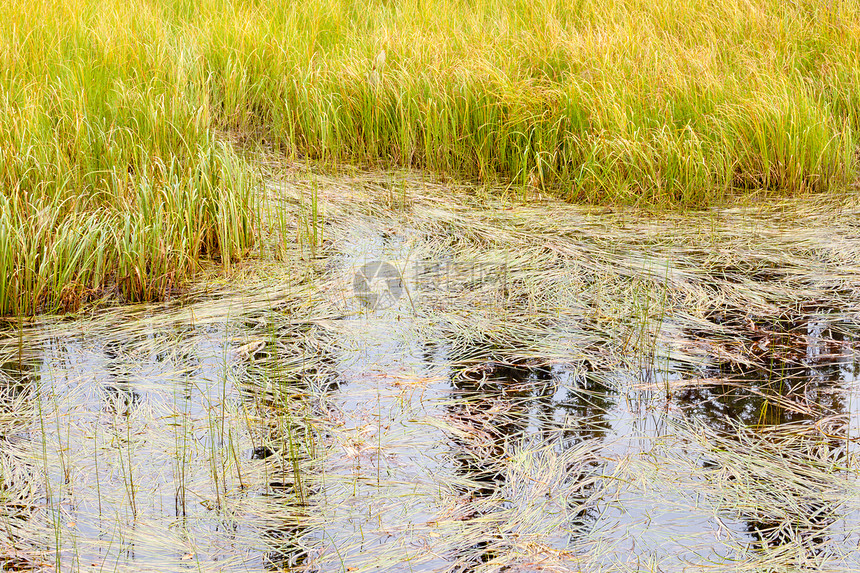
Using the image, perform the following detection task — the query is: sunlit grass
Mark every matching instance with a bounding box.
[0,0,258,315]
[1,0,858,312]
[199,0,859,204]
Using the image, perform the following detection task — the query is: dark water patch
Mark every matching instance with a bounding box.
[662,313,860,568]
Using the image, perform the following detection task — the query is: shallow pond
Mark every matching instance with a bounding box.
[2,174,860,572]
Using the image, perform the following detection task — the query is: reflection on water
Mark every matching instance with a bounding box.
[445,360,609,569]
[447,362,533,568]
[1,313,858,571]
[678,315,859,565]
[0,323,324,572]
[1,222,860,573]
[0,352,44,571]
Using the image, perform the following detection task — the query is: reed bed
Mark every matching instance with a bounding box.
[0,0,258,316]
[202,0,860,205]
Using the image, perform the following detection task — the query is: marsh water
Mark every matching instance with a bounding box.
[2,174,860,572]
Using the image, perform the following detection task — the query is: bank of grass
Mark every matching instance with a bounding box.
[0,0,259,316]
[1,0,859,313]
[199,0,860,203]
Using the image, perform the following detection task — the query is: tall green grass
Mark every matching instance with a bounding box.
[195,0,860,204]
[0,0,257,315]
[1,0,859,313]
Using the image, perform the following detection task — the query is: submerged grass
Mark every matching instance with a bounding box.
[1,169,860,571]
[273,166,860,371]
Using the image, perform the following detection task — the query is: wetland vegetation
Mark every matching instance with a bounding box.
[3,174,860,571]
[2,1,860,572]
[2,0,860,312]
